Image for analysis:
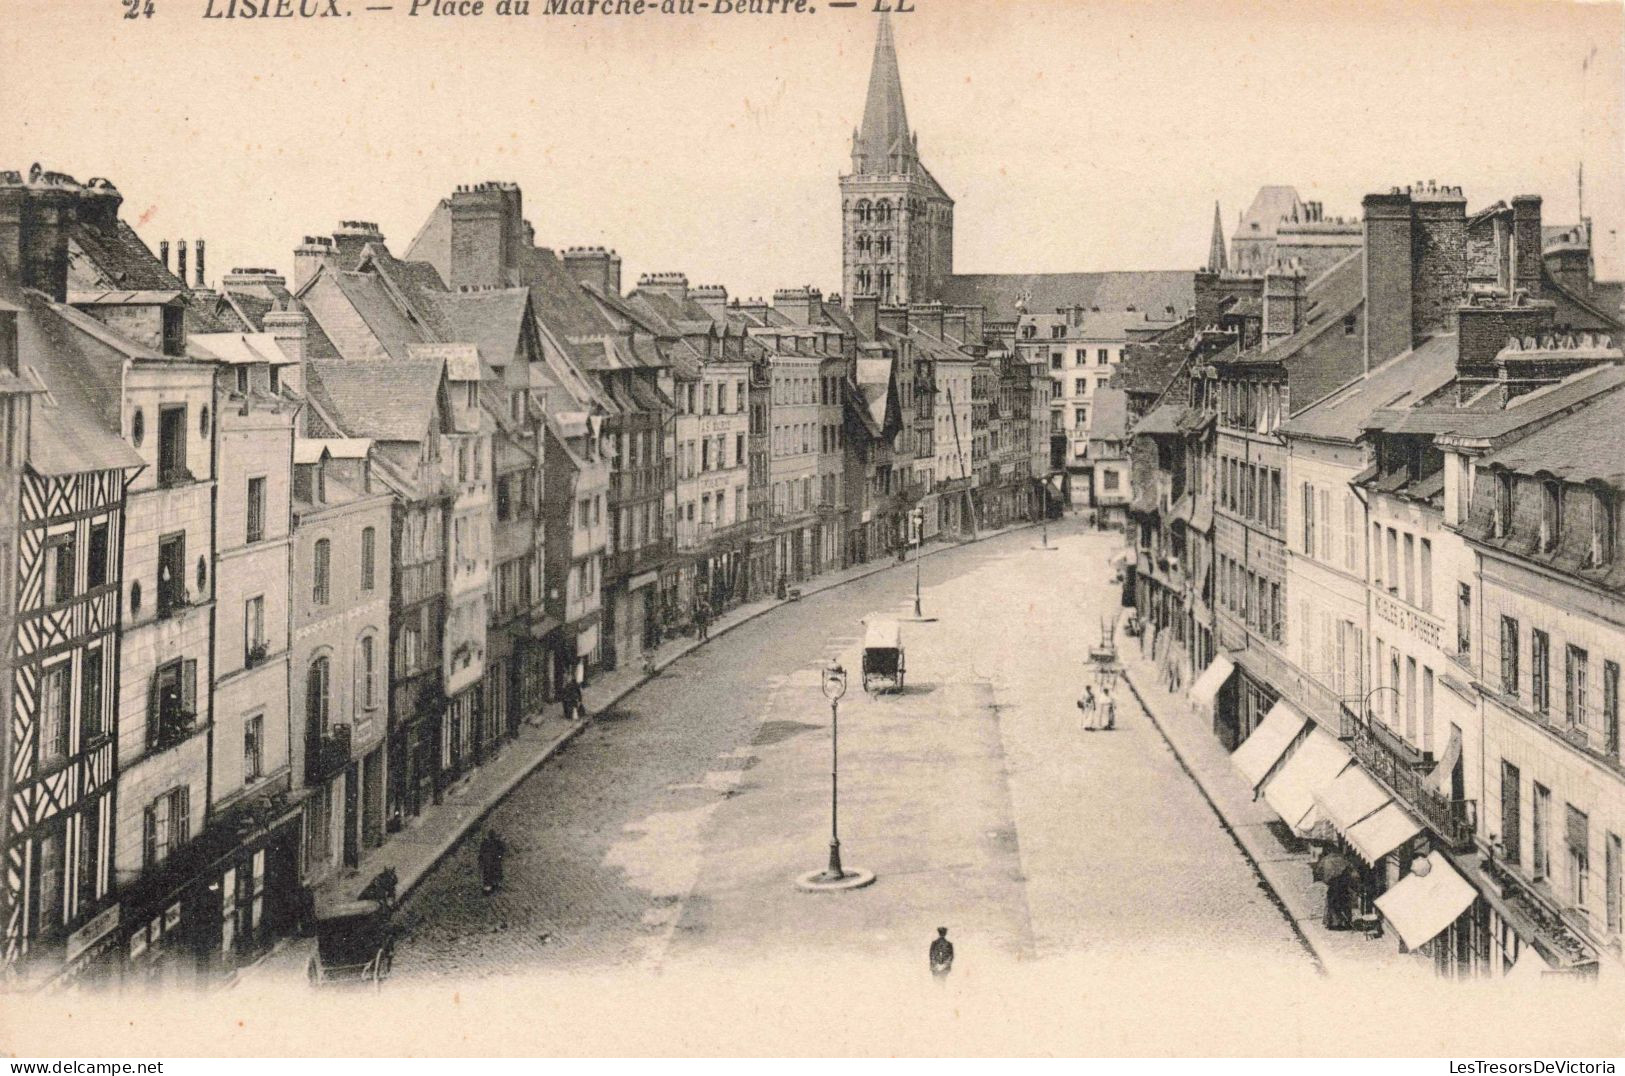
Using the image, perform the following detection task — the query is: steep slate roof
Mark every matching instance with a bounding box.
[0,270,147,475]
[937,271,1196,324]
[1480,389,1625,486]
[1117,318,1195,398]
[66,219,230,332]
[304,356,444,442]
[1281,333,1458,443]
[1235,185,1303,242]
[429,287,530,369]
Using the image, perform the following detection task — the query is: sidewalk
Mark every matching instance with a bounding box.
[1116,632,1413,979]
[235,518,1037,985]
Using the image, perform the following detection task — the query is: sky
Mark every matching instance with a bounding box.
[2,0,1621,298]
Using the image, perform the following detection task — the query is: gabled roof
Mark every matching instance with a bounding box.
[937,271,1195,324]
[304,356,444,443]
[1,268,144,475]
[67,220,230,333]
[1118,318,1194,397]
[429,287,531,369]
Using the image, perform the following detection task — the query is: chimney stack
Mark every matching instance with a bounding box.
[1262,260,1305,349]
[160,240,170,271]
[561,247,622,297]
[263,307,308,395]
[849,294,879,339]
[195,239,205,288]
[1362,189,1414,370]
[772,286,821,326]
[1511,195,1544,300]
[293,235,334,291]
[176,239,188,288]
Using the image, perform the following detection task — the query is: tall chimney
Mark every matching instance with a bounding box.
[1511,195,1543,300]
[293,235,334,291]
[849,294,879,339]
[263,308,308,395]
[1410,184,1468,341]
[1262,260,1305,349]
[160,240,170,271]
[195,239,205,288]
[176,239,188,288]
[1362,189,1413,371]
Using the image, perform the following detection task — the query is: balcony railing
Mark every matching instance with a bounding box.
[605,538,674,580]
[157,585,192,621]
[307,723,352,785]
[1340,706,1477,851]
[148,705,201,753]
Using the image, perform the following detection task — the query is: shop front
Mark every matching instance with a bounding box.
[119,783,305,987]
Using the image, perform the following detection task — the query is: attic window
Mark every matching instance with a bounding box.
[1590,489,1615,568]
[1493,473,1512,538]
[1539,479,1561,553]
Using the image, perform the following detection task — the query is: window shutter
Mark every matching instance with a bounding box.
[1567,806,1589,856]
[182,659,197,716]
[146,675,160,746]
[176,787,190,845]
[143,805,157,866]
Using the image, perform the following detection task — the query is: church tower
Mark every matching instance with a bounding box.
[840,12,954,305]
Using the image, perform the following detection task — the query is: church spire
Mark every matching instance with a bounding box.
[1207,200,1229,273]
[855,11,914,175]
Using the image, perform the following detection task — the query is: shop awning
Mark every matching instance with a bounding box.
[1374,851,1478,950]
[1231,700,1308,790]
[1261,729,1352,834]
[1314,765,1392,834]
[1345,801,1423,865]
[1189,654,1235,713]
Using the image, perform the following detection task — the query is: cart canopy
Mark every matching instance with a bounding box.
[864,619,903,651]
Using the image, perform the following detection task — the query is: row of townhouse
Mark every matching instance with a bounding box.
[1128,177,1625,978]
[0,167,1065,988]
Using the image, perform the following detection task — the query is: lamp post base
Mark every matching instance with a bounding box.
[794,866,877,892]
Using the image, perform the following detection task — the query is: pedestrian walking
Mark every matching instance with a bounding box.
[695,598,711,642]
[928,927,954,983]
[561,675,585,722]
[1101,688,1117,731]
[478,829,507,895]
[1077,686,1097,731]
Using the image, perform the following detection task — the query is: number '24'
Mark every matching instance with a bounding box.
[123,0,155,17]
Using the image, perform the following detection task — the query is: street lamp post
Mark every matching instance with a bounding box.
[795,659,875,892]
[823,659,846,879]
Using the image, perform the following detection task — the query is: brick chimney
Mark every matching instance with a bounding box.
[911,301,945,340]
[849,294,879,339]
[160,239,170,272]
[877,303,909,337]
[194,238,206,288]
[691,284,728,317]
[331,220,385,271]
[1511,195,1543,300]
[561,247,622,297]
[1362,188,1414,370]
[1455,300,1556,380]
[1261,259,1305,349]
[263,307,308,395]
[638,272,690,306]
[447,182,525,289]
[1410,183,1468,341]
[175,239,188,288]
[0,166,82,302]
[293,236,333,292]
[79,177,122,234]
[773,286,821,325]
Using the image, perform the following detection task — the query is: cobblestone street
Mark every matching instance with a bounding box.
[392,522,1312,984]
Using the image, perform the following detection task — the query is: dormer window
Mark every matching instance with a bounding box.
[1051,325,1065,340]
[1540,479,1561,553]
[1493,473,1513,538]
[1590,489,1614,567]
